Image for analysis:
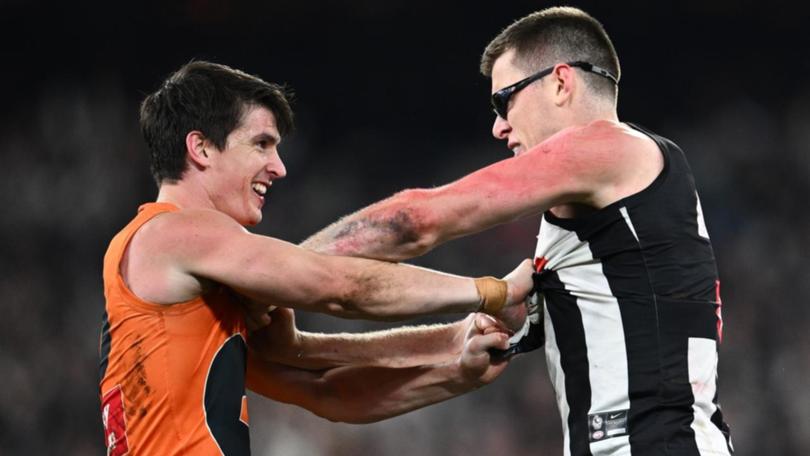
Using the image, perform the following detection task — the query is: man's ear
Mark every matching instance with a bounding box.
[551,63,576,106]
[186,131,211,169]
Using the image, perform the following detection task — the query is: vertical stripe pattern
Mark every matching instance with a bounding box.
[542,270,592,456]
[528,124,732,455]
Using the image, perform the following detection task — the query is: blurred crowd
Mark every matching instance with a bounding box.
[1,2,808,455]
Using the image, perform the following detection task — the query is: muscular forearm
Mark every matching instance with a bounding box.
[322,260,487,320]
[311,360,476,424]
[235,247,511,321]
[268,319,468,371]
[247,353,478,424]
[247,315,512,424]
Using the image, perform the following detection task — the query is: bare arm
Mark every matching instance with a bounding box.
[245,314,511,424]
[302,121,652,261]
[155,207,532,320]
[248,308,496,370]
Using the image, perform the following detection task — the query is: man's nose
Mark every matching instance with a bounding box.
[268,153,287,179]
[491,115,511,140]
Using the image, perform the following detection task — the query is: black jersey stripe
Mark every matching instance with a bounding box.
[99,310,111,383]
[204,334,250,455]
[711,398,733,453]
[540,269,593,456]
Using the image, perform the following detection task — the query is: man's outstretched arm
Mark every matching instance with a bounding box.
[301,121,640,261]
[246,314,512,424]
[154,207,533,321]
[247,308,478,370]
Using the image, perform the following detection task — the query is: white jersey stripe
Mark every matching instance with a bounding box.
[688,338,731,455]
[619,206,639,242]
[695,192,709,239]
[557,263,630,418]
[557,255,631,455]
[539,218,633,454]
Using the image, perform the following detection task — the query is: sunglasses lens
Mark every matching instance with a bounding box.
[491,93,507,119]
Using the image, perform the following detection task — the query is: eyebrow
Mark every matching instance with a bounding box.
[252,132,281,146]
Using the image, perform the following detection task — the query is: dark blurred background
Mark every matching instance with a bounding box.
[1,1,807,454]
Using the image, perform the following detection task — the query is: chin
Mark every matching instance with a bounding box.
[243,214,262,227]
[227,208,262,227]
[251,208,266,225]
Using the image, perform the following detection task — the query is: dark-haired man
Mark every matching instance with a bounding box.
[303,7,733,455]
[99,61,534,455]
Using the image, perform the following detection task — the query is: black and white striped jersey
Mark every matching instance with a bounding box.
[530,124,732,456]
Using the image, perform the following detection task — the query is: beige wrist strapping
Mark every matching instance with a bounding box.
[474,276,508,314]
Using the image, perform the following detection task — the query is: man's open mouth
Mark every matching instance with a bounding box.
[251,182,268,196]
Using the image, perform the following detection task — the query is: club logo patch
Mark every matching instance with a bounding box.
[101,385,130,456]
[588,409,628,442]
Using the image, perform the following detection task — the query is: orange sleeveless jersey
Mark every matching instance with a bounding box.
[99,203,250,455]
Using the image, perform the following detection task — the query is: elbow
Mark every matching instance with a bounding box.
[382,189,442,258]
[299,258,367,318]
[321,293,401,322]
[312,262,399,321]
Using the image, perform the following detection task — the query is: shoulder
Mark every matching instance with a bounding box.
[142,207,246,240]
[550,120,661,169]
[574,121,664,204]
[132,207,248,262]
[531,121,663,206]
[539,120,651,156]
[123,207,253,303]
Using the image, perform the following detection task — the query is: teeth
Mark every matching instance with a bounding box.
[251,182,267,196]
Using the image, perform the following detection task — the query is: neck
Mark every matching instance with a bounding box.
[572,100,619,125]
[538,105,619,146]
[156,174,216,210]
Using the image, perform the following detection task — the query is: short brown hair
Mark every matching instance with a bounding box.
[481,7,620,100]
[139,61,294,185]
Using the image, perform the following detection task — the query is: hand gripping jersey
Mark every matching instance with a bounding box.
[514,125,733,456]
[99,203,250,455]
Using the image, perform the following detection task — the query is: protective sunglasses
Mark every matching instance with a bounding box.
[491,61,619,119]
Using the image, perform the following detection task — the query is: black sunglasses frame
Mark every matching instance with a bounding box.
[490,61,619,120]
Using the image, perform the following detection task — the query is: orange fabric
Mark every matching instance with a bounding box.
[99,203,248,455]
